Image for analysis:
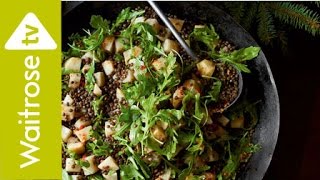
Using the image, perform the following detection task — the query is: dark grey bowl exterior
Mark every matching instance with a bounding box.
[63,2,280,180]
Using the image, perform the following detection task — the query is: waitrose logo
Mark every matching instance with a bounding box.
[5,12,56,169]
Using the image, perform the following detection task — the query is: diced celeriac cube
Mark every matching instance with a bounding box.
[65,158,81,173]
[81,51,93,60]
[82,155,99,176]
[151,125,167,143]
[69,73,81,89]
[67,136,79,144]
[67,142,85,154]
[145,18,161,33]
[218,115,230,127]
[63,94,74,106]
[105,121,115,137]
[102,60,115,76]
[183,79,201,94]
[156,27,172,41]
[94,72,106,87]
[172,86,184,108]
[102,36,115,53]
[62,126,72,142]
[115,38,128,53]
[163,39,179,53]
[98,156,119,171]
[194,25,206,29]
[122,69,135,83]
[132,16,145,24]
[62,104,75,121]
[93,83,102,97]
[123,46,142,64]
[81,64,91,74]
[102,172,118,180]
[159,168,171,180]
[168,18,184,32]
[74,118,91,129]
[196,59,216,78]
[151,57,166,71]
[71,175,83,180]
[116,88,125,101]
[74,126,92,142]
[64,57,82,72]
[213,125,228,137]
[157,121,169,130]
[231,116,244,128]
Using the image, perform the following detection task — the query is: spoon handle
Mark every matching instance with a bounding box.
[148,0,199,61]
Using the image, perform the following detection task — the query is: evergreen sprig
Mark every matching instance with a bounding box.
[215,2,320,51]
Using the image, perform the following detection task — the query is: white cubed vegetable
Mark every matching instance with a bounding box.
[105,121,115,137]
[67,142,85,154]
[145,18,161,33]
[94,72,106,87]
[160,168,171,180]
[213,125,228,137]
[64,57,82,71]
[151,125,167,143]
[74,126,92,142]
[65,158,81,173]
[81,64,91,74]
[168,18,184,32]
[156,27,172,41]
[102,36,115,53]
[172,86,184,108]
[82,155,99,176]
[218,115,230,127]
[115,38,128,53]
[71,175,83,180]
[62,104,75,121]
[116,88,125,101]
[102,172,118,180]
[62,126,72,143]
[74,118,91,129]
[194,25,205,29]
[67,136,79,144]
[196,59,216,78]
[163,39,179,53]
[69,73,81,89]
[98,156,119,171]
[81,51,93,60]
[183,79,201,94]
[123,46,142,64]
[151,57,166,71]
[231,116,244,128]
[63,94,74,106]
[102,60,115,76]
[132,16,145,24]
[122,69,135,83]
[157,121,169,130]
[93,84,102,97]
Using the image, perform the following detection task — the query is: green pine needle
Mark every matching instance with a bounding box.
[257,3,277,45]
[268,2,320,36]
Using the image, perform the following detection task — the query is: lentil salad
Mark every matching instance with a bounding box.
[62,6,261,180]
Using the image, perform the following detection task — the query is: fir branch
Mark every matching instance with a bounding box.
[223,2,246,23]
[257,3,277,45]
[241,2,259,31]
[267,2,320,36]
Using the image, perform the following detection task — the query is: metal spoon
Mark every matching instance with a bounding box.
[148,0,243,111]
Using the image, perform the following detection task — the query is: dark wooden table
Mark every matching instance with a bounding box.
[262,30,320,180]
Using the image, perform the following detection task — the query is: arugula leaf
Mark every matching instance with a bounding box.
[85,60,95,92]
[190,24,220,50]
[203,79,222,103]
[87,174,105,180]
[78,159,90,168]
[90,15,110,33]
[111,8,145,33]
[120,164,145,180]
[210,46,260,73]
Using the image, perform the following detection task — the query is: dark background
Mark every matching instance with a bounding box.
[261,30,320,179]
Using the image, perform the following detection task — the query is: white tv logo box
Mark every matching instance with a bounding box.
[5,12,57,50]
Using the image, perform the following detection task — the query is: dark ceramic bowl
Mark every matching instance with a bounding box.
[62,2,280,180]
